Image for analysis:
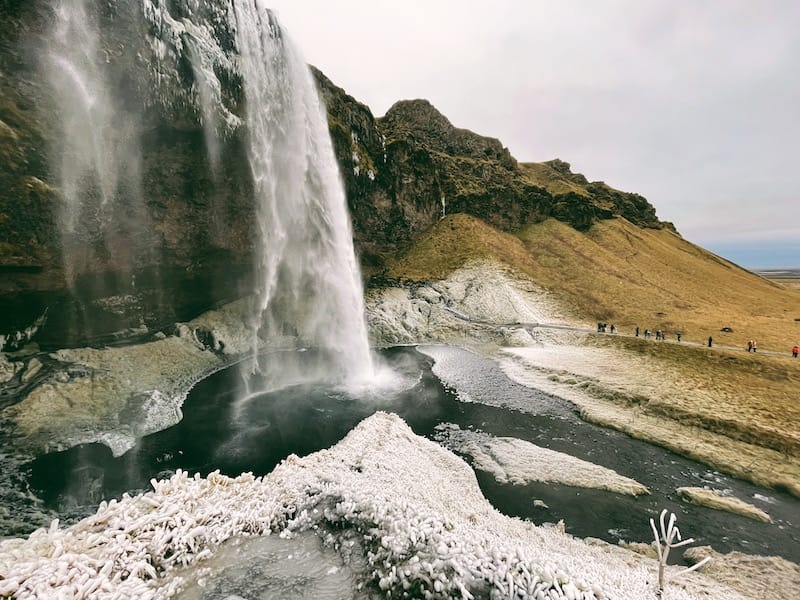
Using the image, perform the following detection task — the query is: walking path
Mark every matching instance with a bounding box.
[443,305,797,360]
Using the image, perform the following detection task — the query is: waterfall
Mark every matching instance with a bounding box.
[44,0,375,384]
[46,0,143,282]
[230,4,374,384]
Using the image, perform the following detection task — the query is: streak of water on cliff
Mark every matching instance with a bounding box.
[45,0,145,280]
[42,0,160,348]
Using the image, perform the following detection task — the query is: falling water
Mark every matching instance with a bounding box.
[145,0,375,385]
[48,0,118,234]
[230,4,374,385]
[46,0,143,282]
[43,0,374,382]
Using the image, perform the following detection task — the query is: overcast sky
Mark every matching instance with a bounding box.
[269,1,799,267]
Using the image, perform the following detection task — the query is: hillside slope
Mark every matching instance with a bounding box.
[382,213,800,493]
[386,213,800,351]
[313,67,671,269]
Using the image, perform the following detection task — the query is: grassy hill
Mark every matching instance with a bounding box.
[385,213,800,492]
[387,213,800,352]
[518,160,592,197]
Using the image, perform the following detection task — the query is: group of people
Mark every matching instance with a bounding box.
[601,323,799,357]
[633,326,681,342]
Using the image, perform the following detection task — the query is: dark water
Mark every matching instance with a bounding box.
[23,346,800,563]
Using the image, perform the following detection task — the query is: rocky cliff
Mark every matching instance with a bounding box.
[0,0,669,348]
[0,1,256,345]
[314,68,670,275]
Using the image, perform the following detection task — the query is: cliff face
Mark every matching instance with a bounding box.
[314,71,668,273]
[0,1,668,347]
[0,1,255,345]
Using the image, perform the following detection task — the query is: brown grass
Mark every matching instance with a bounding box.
[387,214,800,480]
[518,162,591,197]
[385,213,539,281]
[589,335,800,457]
[767,276,800,291]
[388,214,800,352]
[515,218,800,352]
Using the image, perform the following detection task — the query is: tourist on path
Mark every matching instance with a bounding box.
[708,336,713,348]
[635,326,639,337]
[676,332,682,342]
[747,340,753,352]
[752,340,758,352]
[792,345,798,358]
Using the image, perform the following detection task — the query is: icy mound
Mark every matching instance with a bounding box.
[0,413,744,599]
[435,424,649,496]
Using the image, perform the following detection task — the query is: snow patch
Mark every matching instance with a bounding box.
[365,261,566,346]
[0,413,746,599]
[435,424,649,496]
[676,487,772,523]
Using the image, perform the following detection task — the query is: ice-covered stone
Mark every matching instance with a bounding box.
[676,487,772,523]
[435,424,649,496]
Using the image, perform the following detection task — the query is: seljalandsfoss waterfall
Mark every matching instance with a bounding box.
[2,2,799,599]
[45,0,373,385]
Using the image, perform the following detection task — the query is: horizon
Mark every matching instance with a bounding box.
[707,241,800,270]
[268,0,800,270]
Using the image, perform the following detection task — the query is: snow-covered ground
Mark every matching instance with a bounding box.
[4,300,255,458]
[0,413,747,599]
[365,261,573,347]
[676,487,772,523]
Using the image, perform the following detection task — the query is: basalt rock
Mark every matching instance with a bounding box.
[0,1,254,344]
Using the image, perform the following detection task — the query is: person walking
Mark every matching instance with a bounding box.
[752,340,758,352]
[676,332,682,342]
[635,326,639,337]
[747,340,753,352]
[708,336,713,348]
[792,345,798,358]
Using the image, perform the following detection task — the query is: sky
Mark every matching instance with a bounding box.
[268,1,799,268]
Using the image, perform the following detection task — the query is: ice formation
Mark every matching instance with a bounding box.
[435,424,649,496]
[676,487,772,523]
[0,413,746,599]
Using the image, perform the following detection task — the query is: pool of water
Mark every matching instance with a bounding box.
[21,345,800,563]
